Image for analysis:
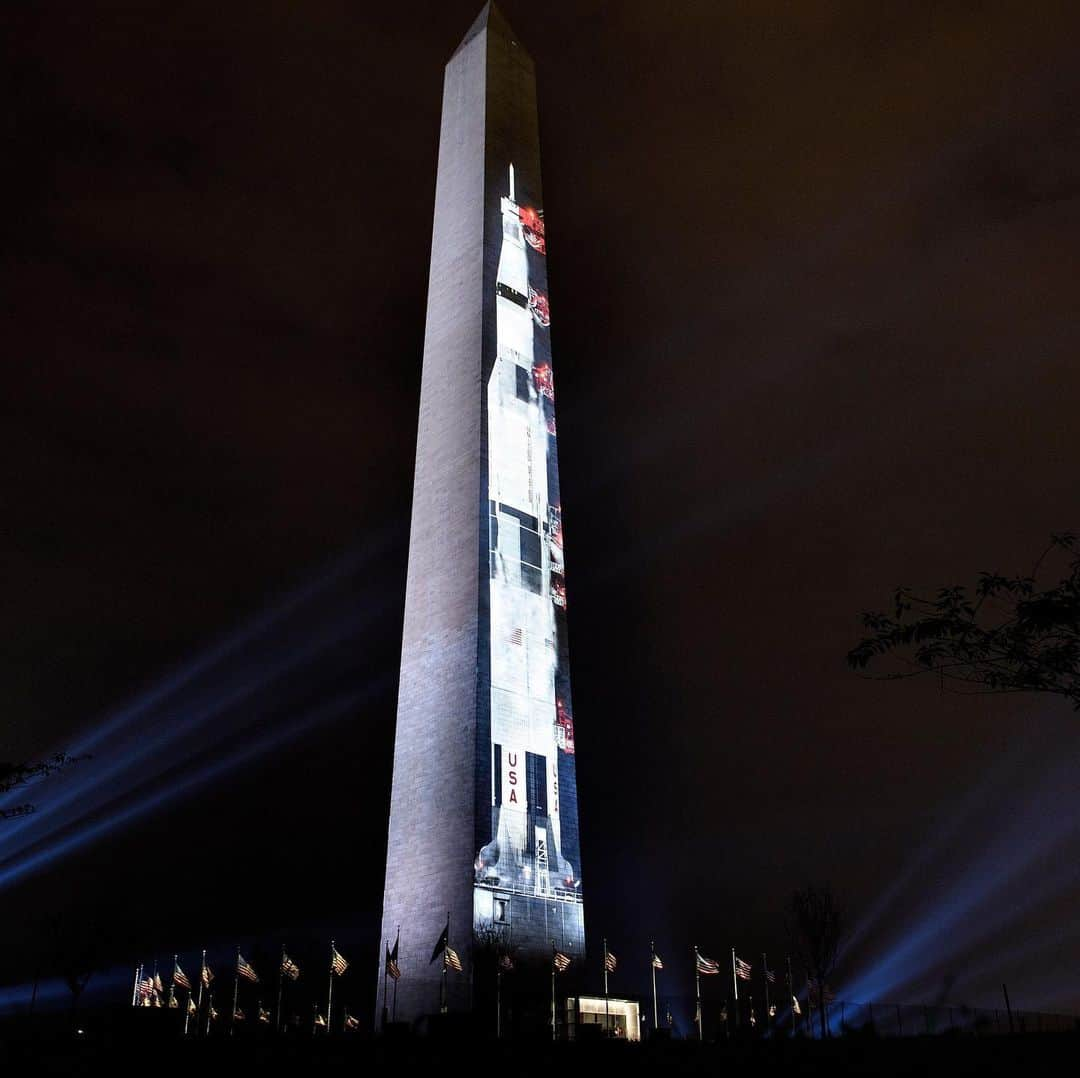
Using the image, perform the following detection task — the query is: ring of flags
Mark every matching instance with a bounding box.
[135,935,833,1038]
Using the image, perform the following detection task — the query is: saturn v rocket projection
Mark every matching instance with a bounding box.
[378,4,584,1022]
[475,163,581,915]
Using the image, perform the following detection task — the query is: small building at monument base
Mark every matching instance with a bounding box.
[565,997,641,1041]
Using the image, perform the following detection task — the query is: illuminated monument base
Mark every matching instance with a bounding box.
[377,4,585,1029]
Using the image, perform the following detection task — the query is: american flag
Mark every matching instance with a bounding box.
[137,976,155,999]
[330,946,349,976]
[553,950,571,973]
[429,924,449,964]
[734,955,752,981]
[765,967,776,985]
[695,951,720,975]
[344,1014,360,1030]
[444,946,462,972]
[173,962,190,990]
[385,939,400,981]
[604,949,617,973]
[652,951,664,971]
[237,954,259,983]
[201,962,213,987]
[153,972,164,994]
[281,953,300,981]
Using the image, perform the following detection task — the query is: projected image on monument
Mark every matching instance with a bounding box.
[474,165,584,950]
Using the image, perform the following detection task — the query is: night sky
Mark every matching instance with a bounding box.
[6,1,1080,1019]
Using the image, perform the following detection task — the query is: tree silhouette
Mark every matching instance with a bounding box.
[1,753,85,821]
[849,533,1080,708]
[787,884,845,1039]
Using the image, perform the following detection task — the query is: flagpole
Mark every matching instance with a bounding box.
[169,955,177,1011]
[327,940,335,1034]
[196,951,206,1035]
[603,937,610,1037]
[392,926,400,1023]
[231,947,240,1035]
[441,913,449,1015]
[694,946,702,1041]
[786,955,795,1036]
[731,947,739,1029]
[650,941,658,1033]
[763,952,770,1035]
[184,989,192,1035]
[380,937,389,1031]
[205,990,213,1037]
[131,963,141,1008]
[550,941,556,1042]
[277,946,285,1033]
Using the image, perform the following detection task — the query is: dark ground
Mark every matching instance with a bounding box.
[3,1021,1079,1077]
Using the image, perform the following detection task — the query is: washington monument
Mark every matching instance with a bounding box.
[378,4,585,1025]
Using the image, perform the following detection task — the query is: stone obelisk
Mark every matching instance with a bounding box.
[378,3,585,1027]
